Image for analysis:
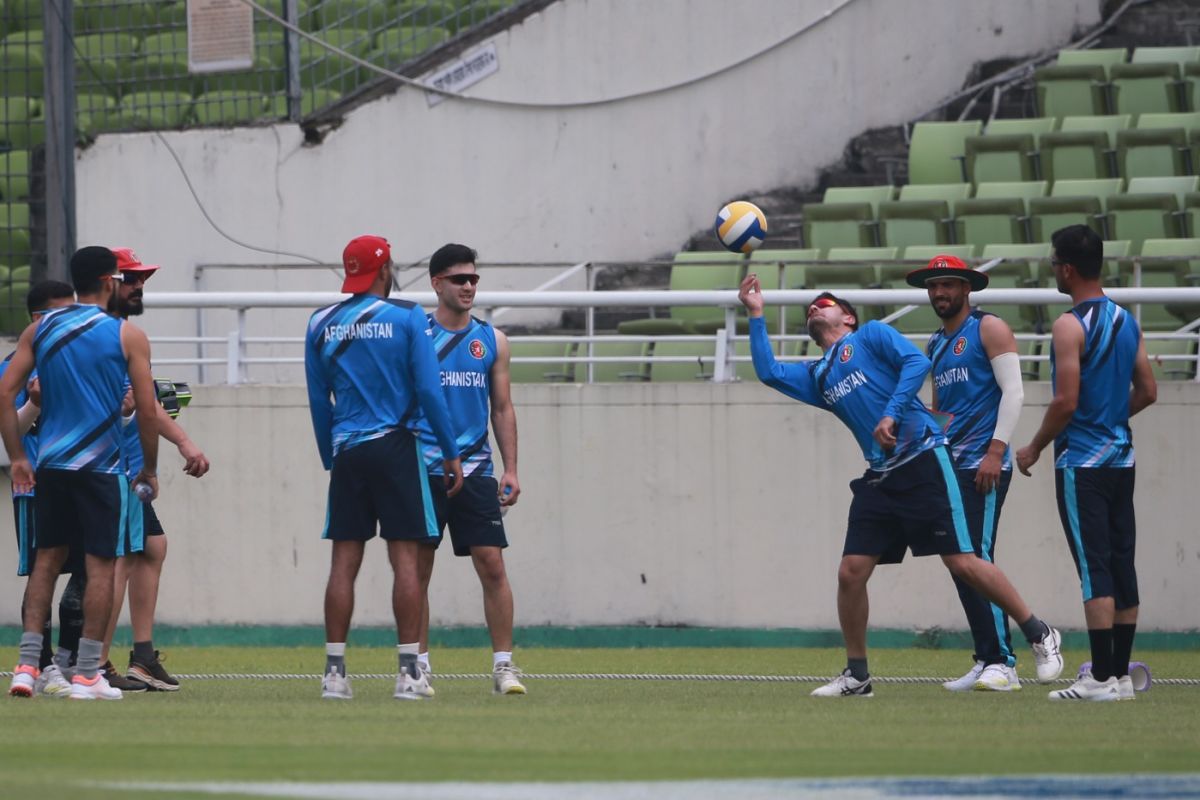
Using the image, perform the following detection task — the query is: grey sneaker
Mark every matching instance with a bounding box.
[493,661,527,695]
[35,663,72,697]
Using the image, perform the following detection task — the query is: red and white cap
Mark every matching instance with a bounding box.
[111,247,160,278]
[342,235,391,294]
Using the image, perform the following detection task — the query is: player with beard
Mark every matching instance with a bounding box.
[737,274,1063,697]
[97,247,210,692]
[905,255,1025,692]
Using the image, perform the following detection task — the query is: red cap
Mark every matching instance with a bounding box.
[111,247,159,277]
[905,254,988,291]
[342,235,391,293]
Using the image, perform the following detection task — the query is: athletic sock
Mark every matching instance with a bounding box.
[132,640,156,666]
[1018,614,1049,644]
[324,643,346,676]
[493,650,513,669]
[847,657,869,682]
[1112,623,1137,678]
[18,631,43,669]
[54,647,74,674]
[39,618,53,670]
[397,642,419,678]
[1087,628,1115,682]
[58,572,85,656]
[75,637,103,680]
[418,652,430,670]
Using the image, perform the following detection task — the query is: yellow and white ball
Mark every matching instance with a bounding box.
[714,201,768,253]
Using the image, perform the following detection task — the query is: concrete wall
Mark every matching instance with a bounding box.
[71,0,1101,383]
[3,380,1195,632]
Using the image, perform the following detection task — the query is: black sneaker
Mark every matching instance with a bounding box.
[127,650,180,692]
[103,660,148,693]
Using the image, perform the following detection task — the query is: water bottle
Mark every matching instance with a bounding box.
[134,481,153,502]
[500,485,512,518]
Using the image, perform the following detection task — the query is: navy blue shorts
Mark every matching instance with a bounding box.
[34,468,137,560]
[426,475,508,557]
[845,447,975,563]
[13,495,84,576]
[323,430,438,542]
[1055,466,1138,608]
[956,468,1012,557]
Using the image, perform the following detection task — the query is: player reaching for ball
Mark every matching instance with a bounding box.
[737,274,1063,697]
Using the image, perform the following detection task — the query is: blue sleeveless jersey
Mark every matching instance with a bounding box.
[1052,297,1139,468]
[120,376,145,477]
[750,318,945,471]
[926,310,1011,471]
[33,305,127,473]
[1,354,37,496]
[414,316,497,477]
[305,295,459,470]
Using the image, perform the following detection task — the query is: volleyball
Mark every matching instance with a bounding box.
[714,201,768,253]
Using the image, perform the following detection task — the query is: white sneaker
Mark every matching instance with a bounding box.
[1048,670,1119,702]
[69,672,123,700]
[1031,626,1064,683]
[418,663,436,698]
[8,664,38,698]
[974,663,1021,692]
[943,661,984,692]
[1117,675,1135,701]
[493,661,527,695]
[811,668,873,697]
[320,669,352,700]
[394,669,434,701]
[36,664,72,697]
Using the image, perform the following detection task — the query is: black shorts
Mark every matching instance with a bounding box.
[13,496,85,577]
[1055,466,1138,608]
[426,475,508,557]
[323,430,438,542]
[34,468,137,559]
[141,499,165,536]
[956,468,1012,557]
[845,447,974,564]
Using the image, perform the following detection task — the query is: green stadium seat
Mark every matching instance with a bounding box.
[126,56,194,94]
[0,38,43,96]
[801,202,876,254]
[979,243,1054,374]
[140,31,189,60]
[953,198,1027,249]
[73,32,140,60]
[1029,195,1105,242]
[974,180,1049,207]
[1038,131,1112,182]
[452,0,518,32]
[903,244,976,262]
[252,0,318,31]
[0,96,37,149]
[157,2,188,26]
[964,134,1037,183]
[1117,128,1190,178]
[878,200,951,249]
[373,25,451,62]
[0,280,30,335]
[907,121,980,184]
[824,247,897,321]
[749,248,817,331]
[8,264,30,281]
[984,117,1058,137]
[823,185,895,217]
[1051,177,1124,202]
[1130,46,1200,68]
[1139,238,1200,326]
[1103,239,1133,285]
[897,183,972,203]
[0,149,29,201]
[5,0,44,31]
[1137,112,1200,132]
[76,57,121,98]
[299,31,374,88]
[1187,62,1200,116]
[1107,194,1179,251]
[196,57,286,94]
[78,0,157,33]
[586,339,650,382]
[74,91,118,135]
[649,340,714,382]
[270,88,343,117]
[1145,336,1198,380]
[317,0,392,29]
[1060,114,1132,142]
[1110,62,1183,115]
[1128,175,1200,207]
[507,340,576,383]
[1034,64,1109,118]
[393,0,458,28]
[1113,239,1198,332]
[1185,191,1200,237]
[193,91,272,125]
[116,90,194,128]
[620,252,743,336]
[0,203,31,266]
[1055,47,1127,76]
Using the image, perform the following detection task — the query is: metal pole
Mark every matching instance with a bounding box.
[284,0,302,121]
[42,0,76,282]
[585,263,595,384]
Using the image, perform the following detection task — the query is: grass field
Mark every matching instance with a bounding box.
[3,646,1199,799]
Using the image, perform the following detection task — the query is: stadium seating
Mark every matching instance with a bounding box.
[964,133,1037,183]
[878,200,952,249]
[317,0,394,29]
[1029,195,1105,241]
[749,248,817,331]
[1051,177,1124,201]
[373,25,451,63]
[648,341,713,382]
[1117,127,1190,178]
[1109,62,1183,115]
[907,121,980,184]
[822,247,897,321]
[1054,47,1127,76]
[1187,62,1200,115]
[0,149,29,201]
[953,197,1027,249]
[508,340,576,383]
[1185,191,1200,237]
[1034,64,1108,118]
[822,185,894,216]
[126,56,194,94]
[974,180,1048,204]
[1140,237,1200,328]
[78,0,158,33]
[586,340,650,382]
[193,91,272,125]
[618,252,743,336]
[801,202,876,253]
[1130,45,1200,68]
[897,183,971,204]
[0,202,31,266]
[0,32,44,96]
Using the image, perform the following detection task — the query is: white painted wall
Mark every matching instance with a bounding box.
[2,381,1195,632]
[72,0,1101,383]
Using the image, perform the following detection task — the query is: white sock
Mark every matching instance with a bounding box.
[325,643,346,657]
[493,650,513,669]
[418,652,430,669]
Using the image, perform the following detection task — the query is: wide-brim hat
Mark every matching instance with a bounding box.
[905,254,988,291]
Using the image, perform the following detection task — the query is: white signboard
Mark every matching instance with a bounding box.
[424,43,499,107]
[188,0,255,74]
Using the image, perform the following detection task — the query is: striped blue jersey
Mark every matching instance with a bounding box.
[414,316,497,477]
[0,355,37,496]
[32,304,127,473]
[1052,297,1139,468]
[926,310,1011,471]
[750,318,945,471]
[120,376,145,477]
[305,295,459,470]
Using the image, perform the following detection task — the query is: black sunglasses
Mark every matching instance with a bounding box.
[440,273,480,286]
[120,272,149,285]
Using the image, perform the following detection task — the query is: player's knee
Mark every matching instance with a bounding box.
[837,560,869,588]
[472,550,507,585]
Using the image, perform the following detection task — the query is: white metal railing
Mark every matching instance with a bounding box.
[143,286,1200,384]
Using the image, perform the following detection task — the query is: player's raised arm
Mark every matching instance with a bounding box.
[489,328,520,506]
[0,322,39,492]
[122,320,160,500]
[740,274,823,405]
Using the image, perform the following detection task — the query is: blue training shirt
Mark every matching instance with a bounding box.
[305,294,459,471]
[32,304,127,474]
[414,315,497,478]
[1052,296,1139,468]
[0,354,36,496]
[749,317,945,471]
[926,310,1011,471]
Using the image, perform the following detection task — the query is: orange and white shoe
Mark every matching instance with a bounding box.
[69,672,123,701]
[8,664,39,698]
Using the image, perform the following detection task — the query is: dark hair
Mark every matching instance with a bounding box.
[813,291,859,331]
[428,243,477,278]
[26,280,74,315]
[69,245,117,295]
[1051,224,1103,280]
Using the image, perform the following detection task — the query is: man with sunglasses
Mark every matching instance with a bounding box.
[1016,225,1157,702]
[906,255,1025,693]
[306,234,462,701]
[413,243,526,696]
[2,246,160,700]
[738,275,1063,697]
[93,248,210,693]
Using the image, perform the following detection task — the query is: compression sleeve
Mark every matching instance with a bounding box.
[303,326,334,471]
[989,351,1024,444]
[749,317,824,407]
